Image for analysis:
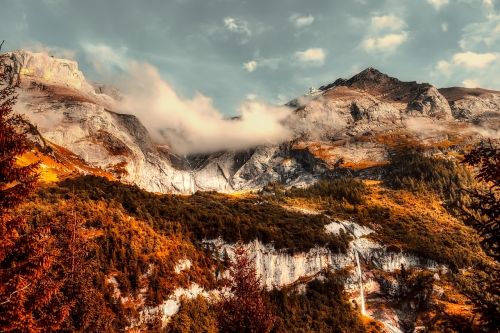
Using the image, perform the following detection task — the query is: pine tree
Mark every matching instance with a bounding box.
[217,242,275,333]
[0,51,69,332]
[459,140,500,330]
[461,140,500,261]
[54,198,115,332]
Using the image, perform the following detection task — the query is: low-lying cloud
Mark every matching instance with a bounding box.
[114,62,293,155]
[404,117,500,139]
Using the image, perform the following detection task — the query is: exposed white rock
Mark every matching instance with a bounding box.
[407,86,452,119]
[451,92,500,119]
[138,283,211,328]
[325,220,374,238]
[2,51,93,93]
[205,236,444,289]
[174,259,192,274]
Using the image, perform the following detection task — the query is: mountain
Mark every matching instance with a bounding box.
[1,50,498,332]
[1,50,499,194]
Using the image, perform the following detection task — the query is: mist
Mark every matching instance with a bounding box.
[404,117,500,139]
[114,62,293,155]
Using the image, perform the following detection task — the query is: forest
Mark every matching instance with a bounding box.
[1,58,499,332]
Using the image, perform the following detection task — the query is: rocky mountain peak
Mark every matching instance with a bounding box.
[346,67,392,85]
[1,50,498,195]
[0,50,95,94]
[317,67,452,119]
[320,67,393,91]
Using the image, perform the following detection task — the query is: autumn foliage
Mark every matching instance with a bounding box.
[0,53,69,331]
[217,243,276,333]
[461,140,500,261]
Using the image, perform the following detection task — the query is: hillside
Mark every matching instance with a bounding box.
[1,50,499,332]
[8,139,497,332]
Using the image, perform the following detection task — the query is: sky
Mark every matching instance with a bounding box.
[1,0,499,116]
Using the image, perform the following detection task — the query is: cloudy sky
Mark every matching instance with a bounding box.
[1,0,499,116]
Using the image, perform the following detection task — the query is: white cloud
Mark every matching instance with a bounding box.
[436,60,452,76]
[295,48,326,65]
[223,17,251,35]
[361,32,408,52]
[462,79,480,88]
[483,0,494,11]
[441,23,448,32]
[246,93,257,100]
[405,116,499,139]
[81,41,129,73]
[433,52,500,90]
[360,14,408,53]
[452,51,497,69]
[371,15,405,31]
[115,62,293,154]
[289,14,315,28]
[426,0,449,10]
[243,60,257,72]
[459,15,500,49]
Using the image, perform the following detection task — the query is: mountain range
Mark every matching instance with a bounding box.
[1,50,499,332]
[2,50,498,193]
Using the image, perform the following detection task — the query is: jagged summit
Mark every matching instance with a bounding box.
[320,67,395,90]
[316,67,452,118]
[320,67,428,100]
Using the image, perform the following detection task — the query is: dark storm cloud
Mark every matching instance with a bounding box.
[1,0,499,114]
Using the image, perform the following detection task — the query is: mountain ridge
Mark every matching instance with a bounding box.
[1,49,499,193]
[2,49,497,332]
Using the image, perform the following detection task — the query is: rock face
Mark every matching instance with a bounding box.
[1,50,499,193]
[1,50,93,93]
[318,68,452,119]
[439,87,500,120]
[205,226,443,290]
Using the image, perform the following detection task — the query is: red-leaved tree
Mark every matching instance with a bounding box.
[217,242,275,333]
[461,139,499,261]
[0,49,69,332]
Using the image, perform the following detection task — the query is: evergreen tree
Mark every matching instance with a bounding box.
[0,50,69,331]
[459,140,500,331]
[217,242,275,333]
[461,140,500,260]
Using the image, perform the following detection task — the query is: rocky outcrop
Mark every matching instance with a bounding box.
[204,220,444,289]
[319,67,452,119]
[406,86,452,119]
[2,50,498,193]
[439,87,500,120]
[0,50,99,98]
